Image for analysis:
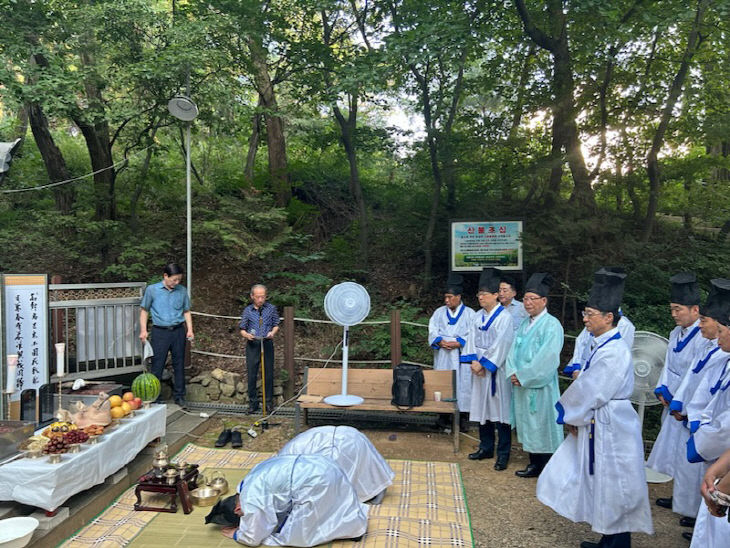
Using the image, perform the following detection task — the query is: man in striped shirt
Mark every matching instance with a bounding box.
[239,284,280,414]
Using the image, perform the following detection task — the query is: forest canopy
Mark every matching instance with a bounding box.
[1,0,729,334]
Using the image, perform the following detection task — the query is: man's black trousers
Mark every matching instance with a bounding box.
[246,339,275,411]
[150,324,186,400]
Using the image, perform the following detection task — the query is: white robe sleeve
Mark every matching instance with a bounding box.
[618,316,635,351]
[564,328,589,376]
[235,498,279,545]
[556,340,630,427]
[428,309,443,349]
[478,313,514,373]
[689,407,730,464]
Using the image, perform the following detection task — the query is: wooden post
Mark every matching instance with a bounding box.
[390,309,401,366]
[283,306,295,398]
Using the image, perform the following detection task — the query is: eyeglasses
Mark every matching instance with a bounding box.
[523,296,545,302]
[581,310,603,318]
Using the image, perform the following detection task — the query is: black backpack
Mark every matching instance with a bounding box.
[391,363,425,409]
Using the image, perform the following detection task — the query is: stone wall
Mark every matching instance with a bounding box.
[183,367,284,406]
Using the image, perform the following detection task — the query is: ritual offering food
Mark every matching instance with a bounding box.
[82,424,105,436]
[43,436,70,454]
[70,393,112,428]
[42,421,77,439]
[18,435,49,452]
[132,373,161,403]
[63,430,89,444]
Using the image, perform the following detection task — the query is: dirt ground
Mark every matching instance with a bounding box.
[195,413,691,548]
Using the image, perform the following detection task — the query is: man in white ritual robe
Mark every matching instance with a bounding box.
[219,454,368,546]
[537,268,652,548]
[648,272,707,511]
[428,274,475,420]
[505,272,564,478]
[686,294,730,547]
[277,425,394,503]
[692,445,730,547]
[666,279,730,524]
[498,275,528,334]
[563,314,635,379]
[462,268,515,470]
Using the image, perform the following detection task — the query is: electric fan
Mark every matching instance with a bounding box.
[323,282,371,406]
[630,330,671,483]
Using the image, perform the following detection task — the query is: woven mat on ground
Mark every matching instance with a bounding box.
[60,443,473,548]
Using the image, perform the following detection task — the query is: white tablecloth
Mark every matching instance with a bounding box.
[0,405,166,511]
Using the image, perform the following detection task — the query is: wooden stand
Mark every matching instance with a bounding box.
[134,465,198,514]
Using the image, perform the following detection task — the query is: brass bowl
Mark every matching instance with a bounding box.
[189,487,221,506]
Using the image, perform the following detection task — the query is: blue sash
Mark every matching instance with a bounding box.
[446,304,466,326]
[673,325,700,353]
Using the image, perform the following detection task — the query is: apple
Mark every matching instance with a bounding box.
[133,397,143,409]
[122,391,135,402]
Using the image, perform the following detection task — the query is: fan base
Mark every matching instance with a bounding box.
[323,394,364,407]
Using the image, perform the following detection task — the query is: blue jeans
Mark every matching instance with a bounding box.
[150,324,186,400]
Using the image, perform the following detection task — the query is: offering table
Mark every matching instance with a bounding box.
[0,405,166,511]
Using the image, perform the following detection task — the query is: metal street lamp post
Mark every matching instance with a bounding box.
[167,95,198,299]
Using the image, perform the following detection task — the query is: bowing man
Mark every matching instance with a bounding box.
[563,268,636,380]
[666,279,730,529]
[213,454,368,546]
[505,272,564,478]
[277,425,394,504]
[461,268,515,470]
[648,272,709,510]
[428,273,476,425]
[537,268,653,548]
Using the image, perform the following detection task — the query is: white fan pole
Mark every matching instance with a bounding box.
[324,325,364,406]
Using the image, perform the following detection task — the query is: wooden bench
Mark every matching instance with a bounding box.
[294,367,459,452]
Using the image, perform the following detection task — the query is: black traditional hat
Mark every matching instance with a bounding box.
[445,273,464,295]
[700,278,730,324]
[478,268,502,293]
[524,272,553,298]
[205,494,239,526]
[586,268,626,312]
[670,272,700,306]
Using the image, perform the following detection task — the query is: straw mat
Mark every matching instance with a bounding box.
[60,444,473,548]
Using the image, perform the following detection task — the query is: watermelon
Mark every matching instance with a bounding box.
[132,372,161,402]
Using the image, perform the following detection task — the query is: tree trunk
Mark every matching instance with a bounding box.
[333,96,369,269]
[11,105,29,150]
[248,39,290,207]
[27,103,75,214]
[244,96,263,183]
[74,117,116,221]
[642,0,709,242]
[514,0,596,211]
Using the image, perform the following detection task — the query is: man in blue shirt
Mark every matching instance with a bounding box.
[239,284,280,414]
[139,263,194,406]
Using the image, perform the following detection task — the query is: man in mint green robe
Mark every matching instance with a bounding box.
[505,272,565,478]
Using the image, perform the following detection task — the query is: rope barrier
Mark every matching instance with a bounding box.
[0,144,157,194]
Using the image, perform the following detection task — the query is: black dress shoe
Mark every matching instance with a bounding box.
[247,406,259,415]
[494,458,508,471]
[214,429,232,447]
[515,464,540,478]
[682,531,692,541]
[174,398,187,409]
[230,430,243,449]
[468,448,493,460]
[655,497,672,509]
[679,516,696,527]
[579,542,600,548]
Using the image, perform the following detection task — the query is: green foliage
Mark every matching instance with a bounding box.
[262,272,334,313]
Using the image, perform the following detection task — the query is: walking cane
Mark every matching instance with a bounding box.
[259,313,266,416]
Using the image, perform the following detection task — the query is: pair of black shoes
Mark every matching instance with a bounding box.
[215,429,242,448]
[467,449,508,470]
